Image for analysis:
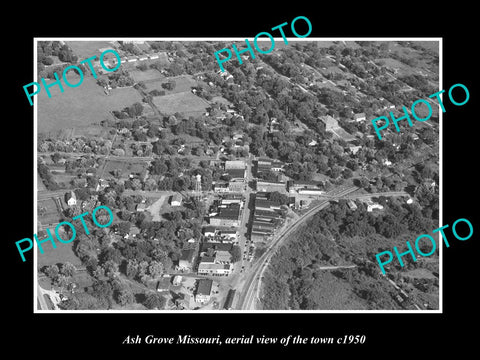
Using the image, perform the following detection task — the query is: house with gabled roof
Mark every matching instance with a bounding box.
[65,191,76,206]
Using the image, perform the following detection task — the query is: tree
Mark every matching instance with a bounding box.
[43,264,59,281]
[90,280,114,309]
[104,260,119,278]
[60,262,76,277]
[144,292,166,309]
[162,80,176,90]
[115,288,134,306]
[268,191,288,205]
[116,221,131,235]
[127,102,144,118]
[343,168,353,179]
[51,152,62,164]
[148,260,163,278]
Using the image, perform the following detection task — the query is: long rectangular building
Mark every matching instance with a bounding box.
[255,180,286,193]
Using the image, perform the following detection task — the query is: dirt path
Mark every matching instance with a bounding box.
[147,195,167,221]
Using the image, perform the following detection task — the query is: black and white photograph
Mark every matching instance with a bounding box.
[6,5,478,356]
[33,38,441,312]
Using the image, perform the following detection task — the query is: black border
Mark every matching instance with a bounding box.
[7,4,478,355]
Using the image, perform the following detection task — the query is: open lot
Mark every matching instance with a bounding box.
[37,241,83,269]
[152,91,210,117]
[145,74,198,95]
[130,69,164,83]
[66,41,116,59]
[102,159,148,178]
[37,172,47,191]
[38,76,144,134]
[38,198,62,226]
[50,170,75,188]
[403,268,437,280]
[308,271,368,310]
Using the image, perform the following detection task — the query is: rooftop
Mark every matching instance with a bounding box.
[201,242,233,252]
[180,248,196,262]
[196,279,213,296]
[198,263,231,271]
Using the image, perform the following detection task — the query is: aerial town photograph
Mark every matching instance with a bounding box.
[35,39,440,311]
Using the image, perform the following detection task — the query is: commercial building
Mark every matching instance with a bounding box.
[225,168,246,181]
[255,158,284,175]
[209,203,241,227]
[220,194,243,204]
[225,160,246,170]
[213,182,230,193]
[298,188,325,196]
[254,199,282,212]
[223,289,237,310]
[195,279,213,303]
[228,180,245,192]
[287,180,324,194]
[197,263,232,276]
[255,180,286,193]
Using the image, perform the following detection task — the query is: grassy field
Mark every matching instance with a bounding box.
[309,271,368,310]
[37,172,47,191]
[38,76,143,134]
[66,41,116,59]
[51,171,75,188]
[72,125,114,139]
[37,241,83,269]
[152,91,210,117]
[145,74,198,95]
[403,268,437,280]
[102,159,148,178]
[210,95,232,106]
[130,69,164,83]
[38,198,62,226]
[413,41,439,54]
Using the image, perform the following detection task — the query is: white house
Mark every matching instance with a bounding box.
[65,191,76,206]
[353,113,366,122]
[365,200,384,212]
[170,194,182,206]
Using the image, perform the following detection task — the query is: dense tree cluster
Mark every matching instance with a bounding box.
[262,197,438,310]
[112,102,144,119]
[106,69,135,88]
[38,41,78,64]
[38,163,60,190]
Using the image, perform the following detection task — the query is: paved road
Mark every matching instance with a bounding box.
[237,185,359,310]
[37,284,61,310]
[37,284,49,310]
[344,191,409,199]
